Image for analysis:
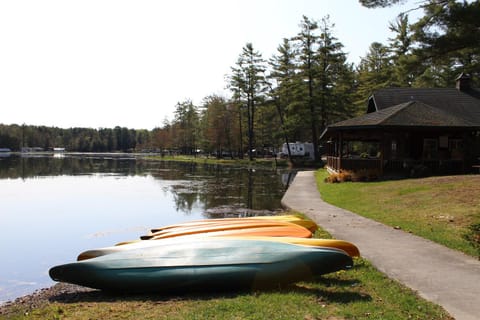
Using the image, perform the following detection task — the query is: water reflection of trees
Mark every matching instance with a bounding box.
[166,164,288,214]
[0,155,149,179]
[0,156,291,214]
[151,162,293,215]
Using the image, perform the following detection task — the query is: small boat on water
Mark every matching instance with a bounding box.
[50,238,353,292]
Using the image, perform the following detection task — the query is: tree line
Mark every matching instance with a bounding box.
[1,1,478,160]
[0,124,150,152]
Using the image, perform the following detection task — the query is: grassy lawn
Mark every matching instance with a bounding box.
[316,170,480,258]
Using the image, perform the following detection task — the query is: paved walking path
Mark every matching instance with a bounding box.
[281,171,480,320]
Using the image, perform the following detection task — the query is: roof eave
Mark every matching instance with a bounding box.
[321,124,480,139]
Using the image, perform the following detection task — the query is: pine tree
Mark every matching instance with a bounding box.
[388,14,416,86]
[228,43,267,160]
[268,38,305,158]
[316,16,357,126]
[412,0,480,85]
[355,42,394,106]
[292,16,321,161]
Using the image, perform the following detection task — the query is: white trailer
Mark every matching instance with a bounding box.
[280,142,314,160]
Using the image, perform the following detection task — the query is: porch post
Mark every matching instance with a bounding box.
[339,132,343,171]
[380,133,385,176]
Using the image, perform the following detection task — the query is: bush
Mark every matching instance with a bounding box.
[325,169,380,183]
[325,170,352,183]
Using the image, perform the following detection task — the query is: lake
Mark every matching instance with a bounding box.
[0,154,294,304]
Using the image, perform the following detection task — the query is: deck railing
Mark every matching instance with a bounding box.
[327,156,465,175]
[326,156,381,172]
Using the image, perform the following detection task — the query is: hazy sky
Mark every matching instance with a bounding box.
[0,0,422,130]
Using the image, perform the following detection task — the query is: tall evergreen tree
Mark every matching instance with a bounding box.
[316,16,357,126]
[293,16,321,161]
[228,43,267,160]
[361,0,480,87]
[268,38,304,158]
[412,0,480,85]
[355,42,394,106]
[292,16,356,161]
[388,14,416,86]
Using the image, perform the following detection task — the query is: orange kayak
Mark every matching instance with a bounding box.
[149,223,313,240]
[144,220,308,239]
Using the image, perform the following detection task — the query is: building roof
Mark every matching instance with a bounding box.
[323,75,480,139]
[368,87,480,124]
[322,100,480,138]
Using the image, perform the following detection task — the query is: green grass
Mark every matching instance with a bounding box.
[316,170,480,257]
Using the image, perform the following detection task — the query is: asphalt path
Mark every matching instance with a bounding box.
[281,171,480,320]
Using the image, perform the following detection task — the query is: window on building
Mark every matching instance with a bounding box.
[391,140,397,159]
[449,139,463,159]
[423,139,438,159]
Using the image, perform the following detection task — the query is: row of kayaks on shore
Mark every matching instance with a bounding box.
[49,215,360,292]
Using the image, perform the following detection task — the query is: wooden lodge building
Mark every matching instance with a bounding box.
[321,73,480,177]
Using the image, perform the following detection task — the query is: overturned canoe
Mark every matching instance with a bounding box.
[80,235,359,261]
[79,225,313,261]
[143,215,318,239]
[146,221,313,240]
[51,238,353,292]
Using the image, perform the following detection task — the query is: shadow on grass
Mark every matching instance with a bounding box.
[289,276,371,304]
[46,275,370,306]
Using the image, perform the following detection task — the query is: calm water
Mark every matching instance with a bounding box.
[0,154,294,304]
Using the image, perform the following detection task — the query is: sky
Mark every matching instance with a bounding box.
[0,0,423,130]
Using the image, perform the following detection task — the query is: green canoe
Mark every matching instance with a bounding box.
[50,238,353,292]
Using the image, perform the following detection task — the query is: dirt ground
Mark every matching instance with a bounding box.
[0,283,95,316]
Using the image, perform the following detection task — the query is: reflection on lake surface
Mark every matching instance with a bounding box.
[0,155,295,304]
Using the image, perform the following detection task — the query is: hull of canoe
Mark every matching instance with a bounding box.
[79,234,358,261]
[142,220,313,240]
[80,225,312,261]
[52,239,352,292]
[148,215,318,234]
[148,223,312,240]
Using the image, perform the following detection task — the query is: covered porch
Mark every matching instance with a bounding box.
[323,129,470,177]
